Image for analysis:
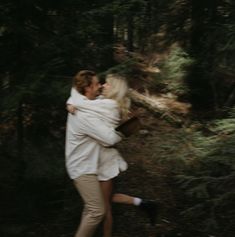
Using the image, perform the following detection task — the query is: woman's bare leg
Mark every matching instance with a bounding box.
[112,193,135,205]
[100,180,113,237]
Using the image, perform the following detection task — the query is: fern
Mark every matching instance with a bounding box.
[172,108,235,235]
[130,118,234,235]
[160,46,194,96]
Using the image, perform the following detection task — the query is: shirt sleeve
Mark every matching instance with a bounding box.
[67,96,73,105]
[80,115,122,147]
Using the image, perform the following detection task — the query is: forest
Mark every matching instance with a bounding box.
[0,0,235,237]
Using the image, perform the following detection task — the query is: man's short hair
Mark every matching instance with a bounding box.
[73,70,96,95]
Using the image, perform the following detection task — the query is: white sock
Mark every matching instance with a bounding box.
[133,197,142,206]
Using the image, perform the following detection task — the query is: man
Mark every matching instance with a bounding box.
[65,70,122,237]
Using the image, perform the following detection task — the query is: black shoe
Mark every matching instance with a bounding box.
[139,199,159,226]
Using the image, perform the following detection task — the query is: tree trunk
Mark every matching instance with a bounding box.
[17,100,26,178]
[127,14,134,51]
[191,0,206,52]
[224,86,235,108]
[208,0,219,110]
[129,89,191,126]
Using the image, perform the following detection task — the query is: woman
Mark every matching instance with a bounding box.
[67,74,158,237]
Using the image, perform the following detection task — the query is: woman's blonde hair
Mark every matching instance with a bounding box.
[105,74,131,120]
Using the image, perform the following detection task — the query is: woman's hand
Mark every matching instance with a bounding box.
[67,104,77,114]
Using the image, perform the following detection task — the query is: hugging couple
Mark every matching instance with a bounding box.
[65,70,159,237]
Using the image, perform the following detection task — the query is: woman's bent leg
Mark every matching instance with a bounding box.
[112,193,135,204]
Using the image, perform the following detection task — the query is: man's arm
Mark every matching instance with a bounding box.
[81,115,122,147]
[66,88,77,114]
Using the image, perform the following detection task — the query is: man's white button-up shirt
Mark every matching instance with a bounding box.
[65,110,122,180]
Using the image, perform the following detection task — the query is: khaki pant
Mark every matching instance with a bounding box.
[74,174,105,237]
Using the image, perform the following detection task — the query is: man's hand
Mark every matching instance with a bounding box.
[67,104,77,114]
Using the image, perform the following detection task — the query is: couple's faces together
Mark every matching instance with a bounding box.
[88,76,111,99]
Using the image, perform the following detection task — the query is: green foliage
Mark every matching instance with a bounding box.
[104,58,139,78]
[150,107,235,236]
[173,109,235,235]
[160,47,194,97]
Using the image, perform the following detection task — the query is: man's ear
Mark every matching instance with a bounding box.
[84,86,90,93]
